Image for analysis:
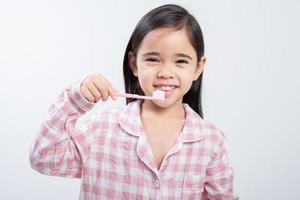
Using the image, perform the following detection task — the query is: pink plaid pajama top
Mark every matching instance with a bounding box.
[30,79,238,200]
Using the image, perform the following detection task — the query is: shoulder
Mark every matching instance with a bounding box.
[201,118,226,145]
[194,118,228,160]
[183,103,226,145]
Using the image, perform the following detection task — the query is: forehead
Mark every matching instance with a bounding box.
[137,27,196,57]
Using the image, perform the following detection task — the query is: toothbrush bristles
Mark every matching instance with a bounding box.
[153,90,165,101]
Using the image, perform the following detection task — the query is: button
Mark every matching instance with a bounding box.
[155,180,160,188]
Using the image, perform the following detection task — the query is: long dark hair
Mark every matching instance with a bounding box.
[123,4,205,118]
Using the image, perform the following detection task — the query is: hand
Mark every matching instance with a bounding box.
[80,73,118,103]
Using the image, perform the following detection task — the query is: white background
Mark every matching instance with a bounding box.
[0,0,299,199]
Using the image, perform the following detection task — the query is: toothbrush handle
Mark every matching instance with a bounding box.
[116,92,154,100]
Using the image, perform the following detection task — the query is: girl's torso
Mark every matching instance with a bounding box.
[80,100,215,199]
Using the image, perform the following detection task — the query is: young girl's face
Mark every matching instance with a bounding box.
[129,27,206,108]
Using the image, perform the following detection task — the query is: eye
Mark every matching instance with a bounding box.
[177,59,188,64]
[145,58,159,62]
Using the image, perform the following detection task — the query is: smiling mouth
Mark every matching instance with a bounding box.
[153,85,178,98]
[154,85,178,91]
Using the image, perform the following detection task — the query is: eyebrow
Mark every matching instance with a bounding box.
[142,51,192,60]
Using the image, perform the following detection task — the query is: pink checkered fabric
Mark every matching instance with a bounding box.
[30,79,238,200]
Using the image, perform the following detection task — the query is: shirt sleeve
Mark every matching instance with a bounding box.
[29,78,98,178]
[201,130,239,200]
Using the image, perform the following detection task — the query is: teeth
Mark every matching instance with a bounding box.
[156,86,176,91]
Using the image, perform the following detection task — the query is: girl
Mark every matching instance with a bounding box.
[30,4,238,200]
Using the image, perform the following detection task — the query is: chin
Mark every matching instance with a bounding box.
[152,101,169,108]
[152,98,182,109]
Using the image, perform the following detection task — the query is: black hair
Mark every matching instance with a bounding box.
[123,4,205,118]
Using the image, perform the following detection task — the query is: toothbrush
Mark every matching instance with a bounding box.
[116,90,165,101]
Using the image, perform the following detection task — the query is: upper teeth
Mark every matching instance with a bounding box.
[156,86,176,91]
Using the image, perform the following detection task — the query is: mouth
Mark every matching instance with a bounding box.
[153,85,178,97]
[154,85,177,91]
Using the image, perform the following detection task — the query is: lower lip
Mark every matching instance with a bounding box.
[157,87,177,98]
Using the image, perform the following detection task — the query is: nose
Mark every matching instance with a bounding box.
[157,68,174,79]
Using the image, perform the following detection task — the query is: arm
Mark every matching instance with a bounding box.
[29,78,97,178]
[202,131,239,200]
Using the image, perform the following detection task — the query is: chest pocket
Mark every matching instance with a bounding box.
[182,174,206,199]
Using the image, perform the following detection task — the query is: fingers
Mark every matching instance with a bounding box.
[89,82,102,102]
[108,86,118,101]
[94,82,108,101]
[80,73,118,103]
[80,84,97,103]
[102,79,118,100]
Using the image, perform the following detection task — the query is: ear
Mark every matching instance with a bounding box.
[193,55,206,81]
[128,51,138,77]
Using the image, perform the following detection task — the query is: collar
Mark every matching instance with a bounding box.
[118,100,205,143]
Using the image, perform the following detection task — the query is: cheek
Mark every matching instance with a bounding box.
[180,72,195,92]
[137,68,156,90]
[183,80,194,93]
